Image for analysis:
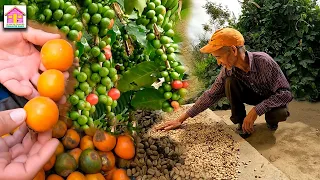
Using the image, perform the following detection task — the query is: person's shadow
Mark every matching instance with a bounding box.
[244,123,277,151]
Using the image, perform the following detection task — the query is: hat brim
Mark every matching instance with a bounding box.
[200,44,223,54]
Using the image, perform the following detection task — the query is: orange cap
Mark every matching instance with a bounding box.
[200,28,245,54]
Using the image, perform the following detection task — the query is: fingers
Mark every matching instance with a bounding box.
[242,122,247,133]
[37,130,53,145]
[0,139,9,152]
[30,72,40,87]
[28,142,41,157]
[56,96,67,104]
[12,154,27,163]
[28,130,53,157]
[242,120,254,134]
[155,123,171,131]
[24,138,59,176]
[155,120,181,131]
[0,109,27,136]
[63,71,70,79]
[39,63,47,72]
[164,125,176,131]
[9,132,34,159]
[249,123,254,133]
[2,79,33,98]
[0,152,11,169]
[3,123,28,148]
[0,139,58,180]
[22,26,61,46]
[20,80,39,100]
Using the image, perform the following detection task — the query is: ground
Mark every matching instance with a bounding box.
[214,100,320,180]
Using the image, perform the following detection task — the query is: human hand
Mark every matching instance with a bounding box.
[0,108,59,180]
[242,108,258,134]
[0,23,69,103]
[155,119,182,131]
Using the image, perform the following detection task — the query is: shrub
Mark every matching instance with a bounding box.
[235,0,320,101]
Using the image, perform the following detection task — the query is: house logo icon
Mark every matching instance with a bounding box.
[3,5,27,29]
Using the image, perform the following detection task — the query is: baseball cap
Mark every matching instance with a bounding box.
[200,28,245,54]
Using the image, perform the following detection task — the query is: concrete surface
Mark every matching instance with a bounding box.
[204,108,289,180]
[215,101,320,180]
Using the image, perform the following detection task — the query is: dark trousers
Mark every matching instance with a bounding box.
[0,84,28,111]
[225,77,290,125]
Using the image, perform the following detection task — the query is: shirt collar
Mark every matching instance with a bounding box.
[246,51,257,72]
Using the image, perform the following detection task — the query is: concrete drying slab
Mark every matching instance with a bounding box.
[203,107,289,180]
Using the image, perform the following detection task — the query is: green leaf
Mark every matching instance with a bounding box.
[113,91,134,114]
[131,88,166,110]
[301,77,315,83]
[124,0,135,14]
[76,41,85,58]
[128,11,138,20]
[299,59,315,68]
[287,39,298,47]
[107,30,117,46]
[284,63,292,70]
[284,51,294,57]
[116,0,125,7]
[76,37,90,58]
[117,61,159,92]
[180,8,191,20]
[286,67,297,76]
[126,21,147,47]
[144,41,154,55]
[113,19,123,35]
[92,102,107,120]
[123,0,146,16]
[306,35,315,41]
[82,31,94,45]
[134,0,147,16]
[274,3,281,8]
[0,0,9,21]
[310,31,319,36]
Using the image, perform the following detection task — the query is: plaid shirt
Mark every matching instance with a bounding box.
[186,51,293,117]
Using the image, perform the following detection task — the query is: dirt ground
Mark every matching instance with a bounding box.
[214,100,320,180]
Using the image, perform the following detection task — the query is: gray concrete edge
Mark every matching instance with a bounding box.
[183,104,289,180]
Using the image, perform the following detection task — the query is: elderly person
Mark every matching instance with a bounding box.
[156,28,293,138]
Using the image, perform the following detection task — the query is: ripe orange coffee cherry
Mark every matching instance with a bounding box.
[114,135,135,160]
[37,69,65,101]
[24,96,59,132]
[41,39,74,71]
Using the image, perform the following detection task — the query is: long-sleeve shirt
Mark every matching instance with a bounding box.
[186,51,293,117]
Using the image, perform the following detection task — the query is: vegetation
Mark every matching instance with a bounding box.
[6,0,189,178]
[188,1,233,110]
[235,0,320,101]
[190,0,320,110]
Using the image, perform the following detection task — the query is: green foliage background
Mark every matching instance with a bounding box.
[187,1,232,110]
[235,0,320,101]
[0,0,11,21]
[190,0,320,109]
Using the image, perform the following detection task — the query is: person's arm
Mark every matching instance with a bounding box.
[254,59,293,116]
[182,69,227,121]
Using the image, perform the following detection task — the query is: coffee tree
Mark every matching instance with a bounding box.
[235,0,320,101]
[14,0,187,135]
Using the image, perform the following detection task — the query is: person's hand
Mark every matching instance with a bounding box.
[0,108,59,180]
[155,119,183,131]
[0,23,69,103]
[242,108,258,134]
[155,112,190,131]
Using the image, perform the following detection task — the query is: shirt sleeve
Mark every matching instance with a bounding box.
[186,69,227,118]
[254,59,293,116]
